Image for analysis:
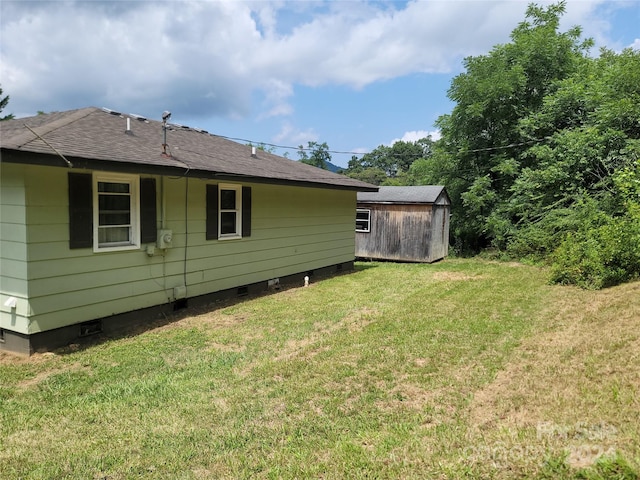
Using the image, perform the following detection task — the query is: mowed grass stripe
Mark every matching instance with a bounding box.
[0,259,637,479]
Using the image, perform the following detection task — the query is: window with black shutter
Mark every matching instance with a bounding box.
[68,172,155,252]
[206,184,251,240]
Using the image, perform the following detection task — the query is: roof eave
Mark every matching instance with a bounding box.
[1,148,378,192]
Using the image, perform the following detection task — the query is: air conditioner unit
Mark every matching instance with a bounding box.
[157,229,173,249]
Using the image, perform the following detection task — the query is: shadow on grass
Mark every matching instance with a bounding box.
[49,265,365,357]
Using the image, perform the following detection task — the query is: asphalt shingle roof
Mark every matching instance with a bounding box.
[357,186,448,204]
[0,107,377,191]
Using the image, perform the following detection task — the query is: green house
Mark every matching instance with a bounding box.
[0,107,376,355]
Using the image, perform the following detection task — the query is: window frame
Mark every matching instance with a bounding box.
[218,183,242,240]
[356,208,371,233]
[92,172,140,252]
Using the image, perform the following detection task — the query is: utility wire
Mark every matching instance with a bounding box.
[211,132,550,160]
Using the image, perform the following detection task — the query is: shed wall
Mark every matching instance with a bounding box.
[355,203,435,262]
[430,205,450,260]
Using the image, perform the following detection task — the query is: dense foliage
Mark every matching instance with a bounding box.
[342,1,640,288]
[345,137,435,185]
[297,141,332,169]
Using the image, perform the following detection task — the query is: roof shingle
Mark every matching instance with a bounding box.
[0,107,377,191]
[357,186,448,204]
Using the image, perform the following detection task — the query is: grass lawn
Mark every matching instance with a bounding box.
[1,259,639,479]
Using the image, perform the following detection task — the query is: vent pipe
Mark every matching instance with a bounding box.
[125,117,132,134]
[251,146,257,157]
[161,111,171,155]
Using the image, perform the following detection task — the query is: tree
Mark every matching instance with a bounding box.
[433,1,593,251]
[507,47,640,250]
[0,86,14,121]
[344,137,434,184]
[428,1,640,287]
[297,141,331,169]
[246,142,276,154]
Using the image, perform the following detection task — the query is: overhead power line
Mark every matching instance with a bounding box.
[211,132,551,161]
[461,136,551,154]
[212,134,369,156]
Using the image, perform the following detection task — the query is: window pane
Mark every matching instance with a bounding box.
[220,189,236,210]
[98,226,130,244]
[356,210,370,231]
[220,212,236,235]
[96,179,133,246]
[99,194,131,226]
[99,182,130,193]
[100,212,131,226]
[99,194,130,210]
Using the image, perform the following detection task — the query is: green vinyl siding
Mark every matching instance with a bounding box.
[2,164,357,334]
[0,163,29,333]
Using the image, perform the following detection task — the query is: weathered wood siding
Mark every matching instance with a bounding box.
[1,163,356,334]
[355,198,450,263]
[430,204,450,261]
[356,203,435,262]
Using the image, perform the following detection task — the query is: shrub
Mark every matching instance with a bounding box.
[550,214,640,289]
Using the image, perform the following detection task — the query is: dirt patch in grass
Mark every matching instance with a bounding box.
[15,362,91,390]
[431,271,484,282]
[272,307,380,363]
[467,280,640,471]
[0,350,62,366]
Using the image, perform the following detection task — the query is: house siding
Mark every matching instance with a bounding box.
[8,164,356,335]
[0,163,29,334]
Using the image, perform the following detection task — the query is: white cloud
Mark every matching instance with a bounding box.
[257,79,294,119]
[390,130,441,145]
[273,121,318,146]
[0,0,629,121]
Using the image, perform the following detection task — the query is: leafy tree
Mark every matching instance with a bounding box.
[345,137,434,185]
[298,141,331,169]
[0,86,14,121]
[431,1,593,251]
[433,1,592,250]
[346,164,388,186]
[417,1,639,287]
[506,48,640,258]
[247,142,276,154]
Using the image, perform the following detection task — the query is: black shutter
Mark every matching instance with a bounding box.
[206,184,218,240]
[68,172,93,249]
[242,186,252,238]
[140,178,157,243]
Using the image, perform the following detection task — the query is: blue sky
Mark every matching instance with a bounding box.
[1,1,639,167]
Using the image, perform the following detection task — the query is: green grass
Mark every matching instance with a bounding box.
[1,259,639,479]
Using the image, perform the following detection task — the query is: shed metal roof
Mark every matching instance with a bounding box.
[357,186,448,204]
[0,107,377,192]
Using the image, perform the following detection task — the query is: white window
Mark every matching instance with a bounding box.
[219,183,242,239]
[356,209,371,232]
[93,173,139,251]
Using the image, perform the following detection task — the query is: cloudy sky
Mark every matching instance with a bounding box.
[1,1,639,167]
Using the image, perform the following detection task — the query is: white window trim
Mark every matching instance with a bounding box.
[218,183,242,240]
[356,208,371,233]
[93,172,140,252]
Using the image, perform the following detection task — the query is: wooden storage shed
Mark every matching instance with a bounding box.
[356,186,450,263]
